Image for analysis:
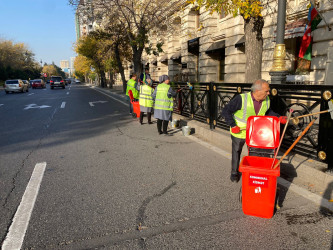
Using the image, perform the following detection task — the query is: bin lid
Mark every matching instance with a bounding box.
[246,116,280,149]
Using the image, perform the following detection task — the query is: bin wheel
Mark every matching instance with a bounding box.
[132,113,137,118]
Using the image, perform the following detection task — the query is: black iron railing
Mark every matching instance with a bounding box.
[163,81,333,170]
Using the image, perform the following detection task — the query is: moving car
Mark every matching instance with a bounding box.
[50,76,65,89]
[4,79,29,94]
[31,79,46,89]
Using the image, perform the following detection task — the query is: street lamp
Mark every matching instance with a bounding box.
[269,0,288,84]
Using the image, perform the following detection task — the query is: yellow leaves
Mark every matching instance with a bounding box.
[190,0,263,20]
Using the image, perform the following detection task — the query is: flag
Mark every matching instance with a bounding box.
[298,3,322,60]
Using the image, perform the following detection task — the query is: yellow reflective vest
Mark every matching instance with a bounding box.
[139,84,154,108]
[231,92,270,139]
[126,79,139,99]
[154,83,173,111]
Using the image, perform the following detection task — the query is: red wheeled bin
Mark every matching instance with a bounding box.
[239,116,281,218]
[128,90,140,118]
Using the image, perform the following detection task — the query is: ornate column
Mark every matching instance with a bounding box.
[269,0,288,84]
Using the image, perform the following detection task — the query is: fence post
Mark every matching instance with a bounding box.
[318,90,333,172]
[190,84,195,119]
[209,82,216,130]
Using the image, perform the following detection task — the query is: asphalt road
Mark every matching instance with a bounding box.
[0,84,332,249]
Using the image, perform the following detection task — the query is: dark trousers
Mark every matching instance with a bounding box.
[231,135,246,175]
[140,112,151,123]
[157,119,169,133]
[127,96,133,113]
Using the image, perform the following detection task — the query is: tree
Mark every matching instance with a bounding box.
[74,55,92,82]
[70,0,181,78]
[75,34,108,87]
[0,38,41,81]
[188,0,265,83]
[42,64,58,78]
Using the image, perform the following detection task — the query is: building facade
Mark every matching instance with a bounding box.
[142,0,333,85]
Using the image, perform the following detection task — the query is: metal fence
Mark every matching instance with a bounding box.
[167,81,333,170]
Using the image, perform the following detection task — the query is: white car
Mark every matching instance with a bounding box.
[4,79,29,94]
[75,79,81,84]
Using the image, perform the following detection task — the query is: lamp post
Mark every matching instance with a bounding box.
[269,0,288,84]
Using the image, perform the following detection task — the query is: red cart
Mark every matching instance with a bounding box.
[128,90,140,118]
[239,116,281,218]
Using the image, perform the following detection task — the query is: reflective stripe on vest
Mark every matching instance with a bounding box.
[231,92,270,139]
[154,83,173,111]
[139,85,153,107]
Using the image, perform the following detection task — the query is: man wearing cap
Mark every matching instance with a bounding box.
[222,79,287,183]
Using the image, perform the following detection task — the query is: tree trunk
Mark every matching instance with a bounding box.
[114,43,127,93]
[100,71,106,88]
[244,16,264,83]
[132,46,143,80]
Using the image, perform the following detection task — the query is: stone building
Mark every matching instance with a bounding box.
[76,0,333,85]
[142,0,333,85]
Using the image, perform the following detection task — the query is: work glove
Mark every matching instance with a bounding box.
[279,116,288,124]
[231,126,241,134]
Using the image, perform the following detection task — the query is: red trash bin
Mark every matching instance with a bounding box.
[239,116,281,218]
[128,90,140,118]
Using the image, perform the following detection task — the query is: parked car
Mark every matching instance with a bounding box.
[50,76,65,89]
[65,79,71,85]
[75,79,81,84]
[4,79,29,94]
[31,79,46,89]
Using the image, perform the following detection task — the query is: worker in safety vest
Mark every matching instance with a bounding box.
[140,68,151,84]
[126,73,139,114]
[138,78,154,124]
[221,79,287,183]
[152,75,177,135]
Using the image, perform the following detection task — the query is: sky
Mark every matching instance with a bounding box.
[0,0,77,67]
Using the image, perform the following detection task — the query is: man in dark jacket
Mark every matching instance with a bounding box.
[221,79,287,183]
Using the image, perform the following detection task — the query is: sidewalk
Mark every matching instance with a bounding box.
[89,84,333,211]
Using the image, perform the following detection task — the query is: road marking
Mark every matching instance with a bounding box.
[66,92,69,95]
[0,104,3,107]
[91,88,128,106]
[187,135,333,212]
[2,162,47,250]
[61,102,66,108]
[24,104,51,110]
[28,93,35,96]
[89,101,108,107]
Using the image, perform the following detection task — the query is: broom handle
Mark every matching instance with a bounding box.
[296,109,330,119]
[270,110,293,169]
[272,118,316,169]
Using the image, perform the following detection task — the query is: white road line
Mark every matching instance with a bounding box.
[28,93,35,96]
[91,88,128,106]
[2,162,47,250]
[61,102,66,108]
[187,136,333,212]
[66,92,69,95]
